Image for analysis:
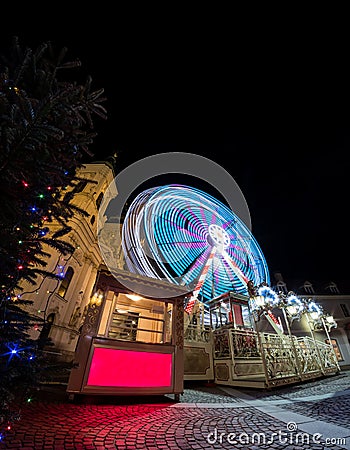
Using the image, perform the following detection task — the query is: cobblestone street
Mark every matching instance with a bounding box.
[1,371,350,449]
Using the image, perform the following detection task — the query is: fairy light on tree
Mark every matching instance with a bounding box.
[0,36,106,440]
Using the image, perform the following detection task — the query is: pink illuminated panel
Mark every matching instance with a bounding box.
[87,347,173,387]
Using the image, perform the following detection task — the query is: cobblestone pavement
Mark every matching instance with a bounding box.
[237,370,350,400]
[278,394,350,429]
[1,371,350,449]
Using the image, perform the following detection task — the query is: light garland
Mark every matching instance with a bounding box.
[248,282,338,333]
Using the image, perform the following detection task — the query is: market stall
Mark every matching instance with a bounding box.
[67,269,191,399]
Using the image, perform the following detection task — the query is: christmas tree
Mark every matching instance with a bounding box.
[0,36,107,441]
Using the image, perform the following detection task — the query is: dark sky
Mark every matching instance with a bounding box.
[1,26,349,286]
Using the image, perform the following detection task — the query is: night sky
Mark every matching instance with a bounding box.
[2,26,349,287]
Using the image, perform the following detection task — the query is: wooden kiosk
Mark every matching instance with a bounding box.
[209,291,266,387]
[67,268,191,400]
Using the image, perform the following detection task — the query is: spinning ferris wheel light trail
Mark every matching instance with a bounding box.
[184,225,249,314]
[122,184,270,310]
[184,246,217,314]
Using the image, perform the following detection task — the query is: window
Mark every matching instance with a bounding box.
[340,304,350,317]
[325,338,343,361]
[108,311,139,341]
[96,192,104,210]
[325,282,339,294]
[303,281,315,294]
[103,293,172,344]
[276,280,288,294]
[57,267,74,297]
[90,215,96,225]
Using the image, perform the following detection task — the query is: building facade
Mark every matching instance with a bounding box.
[18,161,117,360]
[271,274,350,369]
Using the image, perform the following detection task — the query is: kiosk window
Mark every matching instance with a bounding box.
[105,293,172,344]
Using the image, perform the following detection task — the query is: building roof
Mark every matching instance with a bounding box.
[96,265,193,300]
[271,272,350,296]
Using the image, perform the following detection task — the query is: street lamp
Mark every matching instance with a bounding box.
[251,285,284,332]
[304,300,321,330]
[309,303,322,320]
[320,314,340,371]
[280,292,305,380]
[305,299,340,373]
[285,294,305,322]
[257,285,280,308]
[323,314,337,332]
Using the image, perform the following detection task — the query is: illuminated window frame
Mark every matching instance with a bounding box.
[57,266,74,298]
[325,338,344,361]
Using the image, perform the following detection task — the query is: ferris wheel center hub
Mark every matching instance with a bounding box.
[208,224,230,251]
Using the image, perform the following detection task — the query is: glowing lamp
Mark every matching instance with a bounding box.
[310,311,320,320]
[254,296,266,308]
[257,286,279,308]
[125,293,143,301]
[286,305,297,316]
[285,294,304,318]
[308,301,322,321]
[90,292,103,306]
[324,314,337,330]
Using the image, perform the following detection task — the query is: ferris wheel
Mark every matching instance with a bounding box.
[122,184,270,311]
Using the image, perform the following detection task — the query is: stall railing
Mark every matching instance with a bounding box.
[212,327,339,387]
[184,323,211,343]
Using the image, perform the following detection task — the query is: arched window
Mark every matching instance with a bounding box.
[303,281,315,294]
[325,281,339,294]
[58,267,74,297]
[276,280,287,294]
[96,192,104,210]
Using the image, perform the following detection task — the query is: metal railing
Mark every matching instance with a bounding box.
[184,323,212,343]
[212,327,339,386]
